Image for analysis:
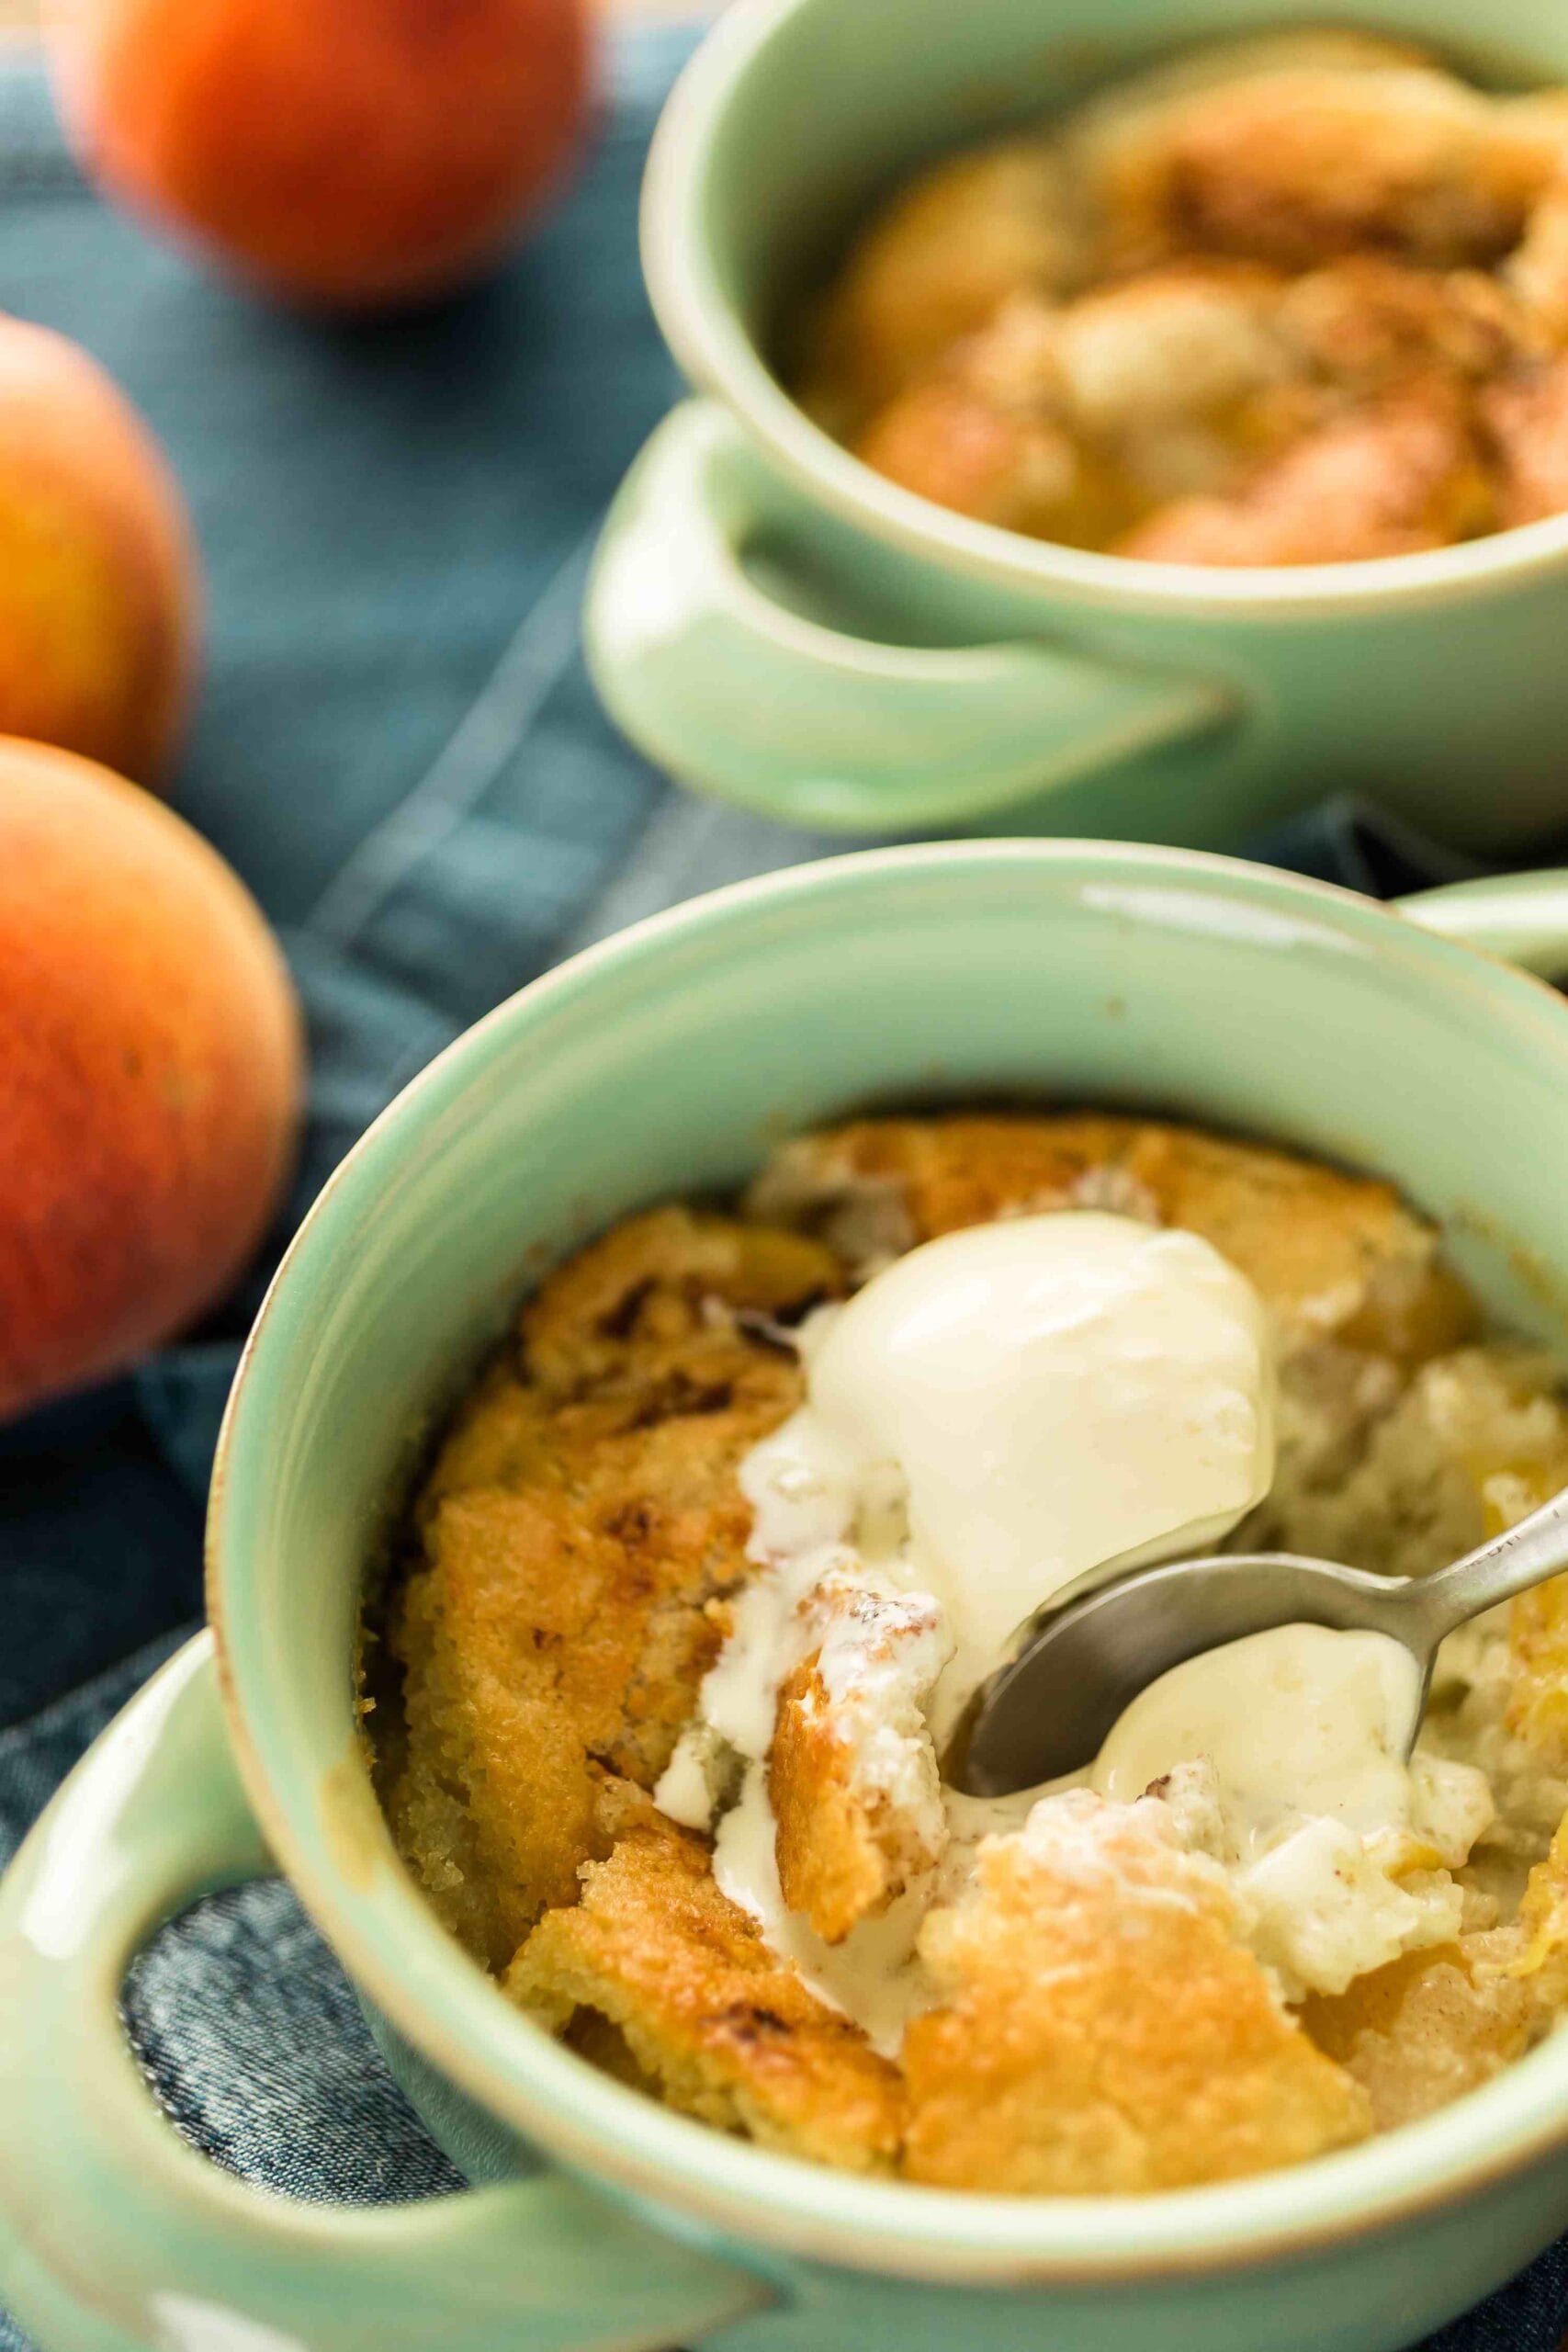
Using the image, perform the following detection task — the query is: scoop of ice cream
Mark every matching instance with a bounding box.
[803,1211,1275,1702]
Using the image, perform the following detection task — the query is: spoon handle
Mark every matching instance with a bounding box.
[1409,1484,1568,1645]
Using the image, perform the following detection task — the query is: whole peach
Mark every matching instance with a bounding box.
[0,740,303,1420]
[0,315,197,788]
[46,0,592,310]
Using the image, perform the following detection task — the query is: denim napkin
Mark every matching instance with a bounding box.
[1,28,1564,2351]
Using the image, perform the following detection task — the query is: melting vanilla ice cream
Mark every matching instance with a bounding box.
[1095,1625,1492,1998]
[653,1207,1493,2044]
[1096,1623,1424,1838]
[800,1211,1276,1718]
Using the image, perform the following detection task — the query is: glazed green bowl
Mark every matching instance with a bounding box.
[586,0,1568,850]
[6,842,1568,2352]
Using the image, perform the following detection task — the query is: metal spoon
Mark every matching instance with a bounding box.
[955,1485,1568,1798]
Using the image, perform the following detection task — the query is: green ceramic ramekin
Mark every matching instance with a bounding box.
[6,842,1568,2352]
[585,0,1568,851]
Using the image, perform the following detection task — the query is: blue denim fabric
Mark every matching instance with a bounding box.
[1,29,1565,2350]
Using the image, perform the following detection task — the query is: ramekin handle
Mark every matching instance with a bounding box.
[1396,871,1568,981]
[584,400,1234,834]
[0,1634,767,2352]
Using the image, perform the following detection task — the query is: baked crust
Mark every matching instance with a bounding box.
[380,1205,840,1966]
[771,1575,950,1945]
[506,1815,905,2172]
[747,1112,1462,1352]
[902,1792,1372,2191]
[773,1656,899,1945]
[1095,66,1550,276]
[1115,385,1490,565]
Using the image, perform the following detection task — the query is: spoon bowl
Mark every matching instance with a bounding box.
[957,1486,1568,1798]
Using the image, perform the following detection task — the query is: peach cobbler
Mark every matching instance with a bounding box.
[791,31,1568,561]
[368,1114,1568,2192]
